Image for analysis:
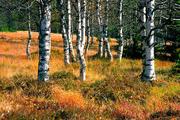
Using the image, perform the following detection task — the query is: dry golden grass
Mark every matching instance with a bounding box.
[52,85,86,110]
[146,83,180,112]
[0,91,31,115]
[0,31,179,119]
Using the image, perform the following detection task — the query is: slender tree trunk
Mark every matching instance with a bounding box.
[104,0,113,61]
[77,0,86,81]
[80,0,86,80]
[37,4,42,40]
[67,0,76,62]
[90,11,94,45]
[90,19,94,45]
[141,0,156,81]
[139,0,146,78]
[57,0,70,65]
[38,0,51,81]
[85,11,91,56]
[117,0,124,61]
[96,0,104,57]
[26,6,32,59]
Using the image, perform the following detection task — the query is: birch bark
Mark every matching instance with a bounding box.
[77,0,86,81]
[38,0,51,81]
[141,0,156,81]
[117,0,124,61]
[104,0,113,61]
[96,0,104,57]
[57,0,70,65]
[67,0,76,62]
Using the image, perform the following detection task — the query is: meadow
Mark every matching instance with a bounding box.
[0,31,179,119]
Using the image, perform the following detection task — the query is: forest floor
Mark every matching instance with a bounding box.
[0,31,179,120]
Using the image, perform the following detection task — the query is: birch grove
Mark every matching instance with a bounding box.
[0,1,179,119]
[0,0,176,83]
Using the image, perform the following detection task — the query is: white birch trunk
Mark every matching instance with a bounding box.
[57,0,70,65]
[117,0,124,61]
[77,0,86,81]
[141,0,156,81]
[67,0,76,62]
[96,0,104,57]
[26,5,32,59]
[38,0,51,81]
[104,0,113,61]
[81,0,86,50]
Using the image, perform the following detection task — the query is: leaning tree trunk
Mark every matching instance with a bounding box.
[141,0,156,81]
[104,0,113,61]
[117,0,124,61]
[77,0,86,81]
[57,0,70,65]
[38,0,51,81]
[26,5,32,59]
[96,0,104,57]
[67,0,76,62]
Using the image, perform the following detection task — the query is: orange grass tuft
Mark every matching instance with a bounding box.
[169,103,180,111]
[51,85,86,110]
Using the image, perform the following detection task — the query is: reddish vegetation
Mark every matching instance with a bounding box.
[113,102,148,120]
[0,92,59,118]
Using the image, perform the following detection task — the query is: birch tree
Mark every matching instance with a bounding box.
[38,0,52,81]
[141,0,156,81]
[96,0,104,57]
[57,0,70,65]
[77,0,86,81]
[104,0,113,61]
[26,2,32,59]
[117,0,124,61]
[85,8,91,56]
[67,0,76,62]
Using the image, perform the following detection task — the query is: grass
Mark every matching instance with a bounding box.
[0,31,179,119]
